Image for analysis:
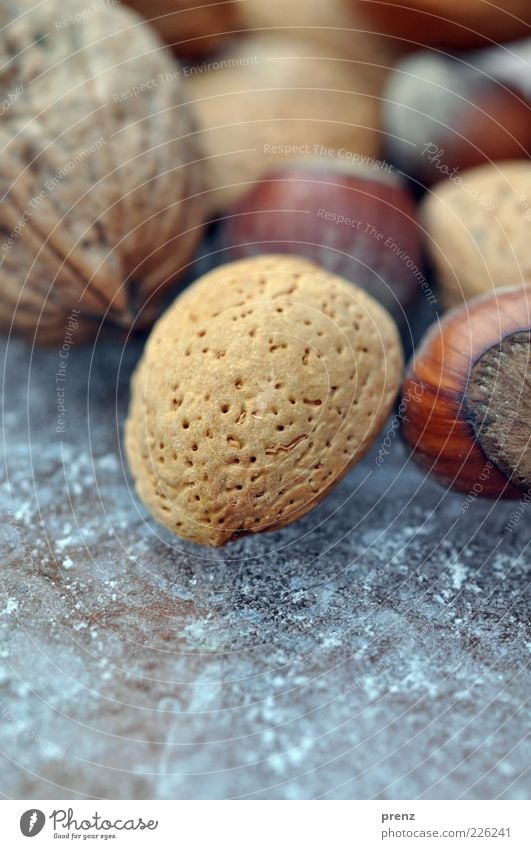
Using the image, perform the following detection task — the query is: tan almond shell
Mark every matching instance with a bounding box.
[125,255,403,547]
[0,0,204,343]
[421,162,531,308]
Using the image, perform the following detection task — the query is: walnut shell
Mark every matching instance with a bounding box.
[122,0,240,57]
[0,0,204,344]
[186,34,386,210]
[421,162,531,307]
[125,255,403,547]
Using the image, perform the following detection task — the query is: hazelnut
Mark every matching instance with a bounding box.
[122,0,240,57]
[125,255,403,547]
[0,0,205,343]
[384,52,531,186]
[421,162,531,307]
[401,286,531,498]
[185,34,386,210]
[359,0,531,49]
[222,158,424,327]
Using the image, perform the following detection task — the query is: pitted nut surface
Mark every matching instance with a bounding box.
[125,255,403,546]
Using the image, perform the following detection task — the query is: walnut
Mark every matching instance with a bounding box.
[0,0,205,343]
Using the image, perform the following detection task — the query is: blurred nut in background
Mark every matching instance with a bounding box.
[422,162,531,307]
[122,0,240,57]
[401,285,531,498]
[126,255,403,547]
[186,34,388,210]
[0,0,205,343]
[479,37,531,100]
[223,158,424,327]
[240,0,402,62]
[359,0,531,49]
[384,51,531,186]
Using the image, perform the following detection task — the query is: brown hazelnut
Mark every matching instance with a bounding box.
[359,0,531,49]
[222,158,424,326]
[0,0,205,344]
[401,286,531,498]
[385,52,531,186]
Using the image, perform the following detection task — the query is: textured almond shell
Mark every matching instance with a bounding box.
[421,162,531,308]
[0,0,204,343]
[125,255,403,546]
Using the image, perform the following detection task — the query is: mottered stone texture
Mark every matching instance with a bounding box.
[0,326,529,800]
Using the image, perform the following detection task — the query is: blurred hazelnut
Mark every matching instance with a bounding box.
[358,0,531,49]
[222,158,424,326]
[384,52,531,186]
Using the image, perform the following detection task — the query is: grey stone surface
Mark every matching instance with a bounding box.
[0,325,529,800]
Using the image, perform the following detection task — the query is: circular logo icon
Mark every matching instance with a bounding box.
[20,810,45,837]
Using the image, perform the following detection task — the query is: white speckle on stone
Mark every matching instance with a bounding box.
[1,598,19,616]
[269,737,314,773]
[450,561,467,591]
[96,453,120,471]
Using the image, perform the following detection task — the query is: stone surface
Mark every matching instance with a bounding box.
[0,301,529,799]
